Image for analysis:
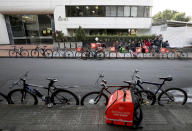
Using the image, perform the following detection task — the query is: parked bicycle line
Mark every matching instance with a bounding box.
[0,70,189,108]
[0,44,191,59]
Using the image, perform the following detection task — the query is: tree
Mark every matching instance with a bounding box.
[153,9,191,22]
[172,12,191,22]
[75,26,86,42]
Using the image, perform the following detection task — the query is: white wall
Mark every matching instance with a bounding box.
[0,14,9,44]
[146,25,192,47]
[56,17,152,29]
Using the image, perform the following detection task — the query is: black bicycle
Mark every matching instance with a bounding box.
[9,46,29,57]
[81,73,155,106]
[130,69,188,106]
[0,92,10,104]
[81,48,105,60]
[8,72,79,107]
[31,45,53,57]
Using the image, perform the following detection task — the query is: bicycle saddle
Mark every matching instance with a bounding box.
[159,76,173,81]
[123,81,136,85]
[47,78,58,82]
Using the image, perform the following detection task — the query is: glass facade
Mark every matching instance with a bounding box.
[8,15,53,44]
[66,6,152,17]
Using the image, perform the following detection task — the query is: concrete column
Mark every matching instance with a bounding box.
[54,5,69,36]
[0,13,10,44]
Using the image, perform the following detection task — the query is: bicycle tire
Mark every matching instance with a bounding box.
[124,52,132,59]
[181,52,188,59]
[65,50,74,58]
[9,50,17,57]
[31,49,39,57]
[44,49,53,57]
[158,88,188,106]
[134,90,156,105]
[81,51,90,60]
[52,50,60,57]
[109,51,117,59]
[96,51,105,60]
[0,92,10,104]
[21,50,29,57]
[81,92,108,106]
[75,52,82,58]
[51,89,79,105]
[8,89,38,105]
[133,105,143,128]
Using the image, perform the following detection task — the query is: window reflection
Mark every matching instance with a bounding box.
[131,7,137,17]
[66,6,151,18]
[9,15,53,44]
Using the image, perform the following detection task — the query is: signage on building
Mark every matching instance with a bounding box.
[58,16,68,21]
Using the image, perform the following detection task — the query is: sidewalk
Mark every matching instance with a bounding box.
[0,104,192,131]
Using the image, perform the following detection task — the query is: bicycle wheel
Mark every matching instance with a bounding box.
[31,49,39,57]
[81,92,108,106]
[9,50,17,57]
[21,50,29,57]
[44,49,53,57]
[134,90,156,105]
[109,51,117,59]
[81,51,90,60]
[8,89,38,105]
[180,52,188,59]
[96,51,105,60]
[0,93,10,104]
[51,89,79,105]
[65,50,74,58]
[133,105,143,128]
[52,50,60,57]
[75,52,82,58]
[124,52,132,59]
[158,88,188,106]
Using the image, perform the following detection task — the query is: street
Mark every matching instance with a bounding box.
[0,58,192,97]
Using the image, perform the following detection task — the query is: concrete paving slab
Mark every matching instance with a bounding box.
[0,104,192,131]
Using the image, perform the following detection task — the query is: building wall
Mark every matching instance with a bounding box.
[0,0,153,14]
[0,14,10,44]
[0,0,153,43]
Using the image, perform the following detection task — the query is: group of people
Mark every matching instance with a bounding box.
[112,34,170,53]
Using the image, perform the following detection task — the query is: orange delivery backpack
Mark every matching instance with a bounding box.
[105,90,143,128]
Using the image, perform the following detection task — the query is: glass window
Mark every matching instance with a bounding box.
[106,6,111,16]
[14,39,27,44]
[9,14,53,44]
[98,6,105,17]
[144,7,152,17]
[38,15,52,36]
[40,39,53,44]
[110,7,117,16]
[137,6,145,17]
[22,15,39,37]
[9,15,26,37]
[124,6,130,17]
[131,7,137,17]
[117,7,124,16]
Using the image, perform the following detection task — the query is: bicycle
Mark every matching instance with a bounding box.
[9,46,29,57]
[130,69,188,106]
[80,73,155,106]
[8,72,79,107]
[81,47,105,60]
[171,49,188,59]
[0,92,10,104]
[52,43,74,58]
[31,45,53,57]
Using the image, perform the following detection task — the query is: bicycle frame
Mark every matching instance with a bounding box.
[136,80,166,96]
[132,70,172,97]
